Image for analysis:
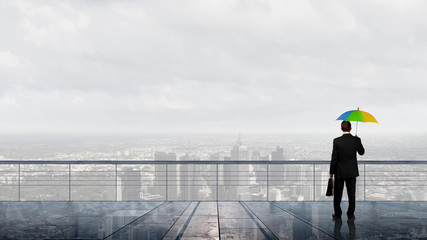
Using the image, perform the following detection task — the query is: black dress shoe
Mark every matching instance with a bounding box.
[347,215,355,222]
[332,214,341,220]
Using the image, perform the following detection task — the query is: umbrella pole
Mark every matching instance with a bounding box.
[356,121,358,136]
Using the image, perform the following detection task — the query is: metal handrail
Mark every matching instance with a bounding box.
[1,160,426,164]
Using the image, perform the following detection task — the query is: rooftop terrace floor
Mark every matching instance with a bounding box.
[0,201,426,240]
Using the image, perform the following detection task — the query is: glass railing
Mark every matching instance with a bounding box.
[0,160,426,201]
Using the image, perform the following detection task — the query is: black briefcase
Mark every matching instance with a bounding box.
[326,177,334,196]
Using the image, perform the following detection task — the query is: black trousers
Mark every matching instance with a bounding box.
[334,177,356,218]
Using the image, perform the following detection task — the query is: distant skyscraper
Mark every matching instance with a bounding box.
[180,153,200,161]
[252,150,261,160]
[252,151,270,161]
[118,165,141,201]
[154,152,177,161]
[231,145,240,160]
[210,152,224,161]
[179,153,202,200]
[230,135,249,160]
[221,134,252,200]
[271,146,285,160]
[271,146,286,200]
[154,152,177,199]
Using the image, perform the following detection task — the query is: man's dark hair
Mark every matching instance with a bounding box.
[341,121,351,132]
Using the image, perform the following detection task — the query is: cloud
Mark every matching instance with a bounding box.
[0,51,22,68]
[0,0,426,134]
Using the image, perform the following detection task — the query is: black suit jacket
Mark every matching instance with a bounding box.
[329,134,365,178]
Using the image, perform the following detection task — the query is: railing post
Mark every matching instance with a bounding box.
[68,164,71,201]
[364,164,366,201]
[216,163,218,201]
[166,164,168,201]
[267,164,269,202]
[313,164,315,201]
[18,164,21,202]
[115,164,118,202]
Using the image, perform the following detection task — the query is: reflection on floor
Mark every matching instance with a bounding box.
[0,201,426,239]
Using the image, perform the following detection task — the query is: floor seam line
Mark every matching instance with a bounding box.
[270,201,335,239]
[161,201,193,240]
[239,201,277,240]
[102,201,167,240]
[217,201,222,240]
[242,202,279,240]
[174,201,200,240]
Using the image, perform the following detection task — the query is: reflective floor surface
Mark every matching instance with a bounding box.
[0,201,426,239]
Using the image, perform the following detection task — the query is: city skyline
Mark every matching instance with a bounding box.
[1,2,426,239]
[1,133,426,161]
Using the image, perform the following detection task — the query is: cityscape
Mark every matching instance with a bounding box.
[1,133,427,161]
[1,133,426,203]
[2,0,427,238]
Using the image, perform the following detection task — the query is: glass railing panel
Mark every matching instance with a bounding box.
[218,164,267,201]
[314,164,330,201]
[20,164,69,201]
[365,164,427,201]
[168,164,217,201]
[314,164,365,201]
[0,164,18,201]
[268,164,313,201]
[0,161,425,202]
[71,164,115,201]
[117,164,166,201]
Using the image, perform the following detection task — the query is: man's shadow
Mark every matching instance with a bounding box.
[334,220,356,240]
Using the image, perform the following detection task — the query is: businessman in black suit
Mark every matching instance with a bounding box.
[330,121,365,222]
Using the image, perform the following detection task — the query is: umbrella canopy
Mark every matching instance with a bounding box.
[336,108,378,135]
[336,108,378,123]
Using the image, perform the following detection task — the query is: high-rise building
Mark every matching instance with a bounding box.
[118,165,141,201]
[221,134,252,200]
[154,152,177,200]
[231,145,249,160]
[154,152,177,161]
[210,152,223,161]
[180,153,200,161]
[270,146,286,200]
[231,145,240,160]
[271,146,285,160]
[252,150,261,160]
[179,153,202,200]
[251,151,270,161]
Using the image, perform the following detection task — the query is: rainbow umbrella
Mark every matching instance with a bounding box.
[336,107,378,134]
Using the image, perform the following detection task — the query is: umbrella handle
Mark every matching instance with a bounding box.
[356,121,358,136]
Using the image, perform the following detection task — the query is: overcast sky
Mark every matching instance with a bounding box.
[1,0,427,135]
